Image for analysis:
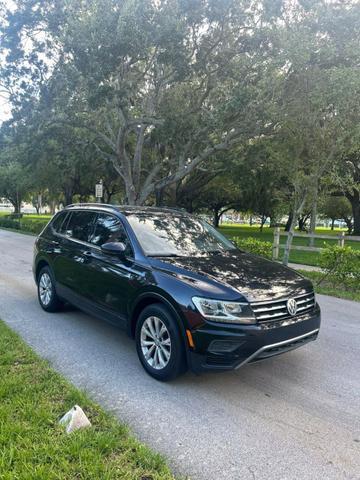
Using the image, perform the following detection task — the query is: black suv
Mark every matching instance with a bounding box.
[33,204,321,381]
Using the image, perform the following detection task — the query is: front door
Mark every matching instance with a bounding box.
[84,213,143,323]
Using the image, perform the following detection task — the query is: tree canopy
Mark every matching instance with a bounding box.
[1,0,360,236]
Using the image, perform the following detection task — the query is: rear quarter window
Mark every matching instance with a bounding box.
[51,211,68,233]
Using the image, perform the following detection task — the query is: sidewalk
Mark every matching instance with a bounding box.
[287,262,322,272]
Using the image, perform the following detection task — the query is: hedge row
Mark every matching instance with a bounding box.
[232,236,273,259]
[0,216,49,235]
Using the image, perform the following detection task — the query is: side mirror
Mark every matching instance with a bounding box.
[101,241,127,258]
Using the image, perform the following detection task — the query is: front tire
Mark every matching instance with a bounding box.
[135,304,187,381]
[37,266,63,312]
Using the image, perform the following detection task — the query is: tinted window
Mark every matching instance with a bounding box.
[91,214,132,255]
[126,213,236,257]
[51,211,68,233]
[63,211,97,243]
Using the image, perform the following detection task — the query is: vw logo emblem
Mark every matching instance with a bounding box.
[287,298,298,316]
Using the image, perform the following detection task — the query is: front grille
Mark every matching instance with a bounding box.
[251,291,315,323]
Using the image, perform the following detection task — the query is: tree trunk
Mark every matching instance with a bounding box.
[13,201,21,214]
[283,197,307,266]
[50,200,56,215]
[63,184,74,206]
[298,216,307,231]
[285,211,293,232]
[348,191,360,235]
[155,187,164,207]
[259,215,267,232]
[352,202,360,235]
[213,208,221,228]
[331,219,335,230]
[309,194,318,247]
[343,216,353,235]
[345,190,360,235]
[104,191,113,203]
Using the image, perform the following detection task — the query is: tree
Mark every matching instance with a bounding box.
[331,152,360,235]
[1,0,278,205]
[234,141,290,231]
[274,1,360,264]
[0,162,32,213]
[193,175,242,227]
[319,196,353,233]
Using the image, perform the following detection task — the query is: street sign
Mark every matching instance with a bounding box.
[95,182,103,200]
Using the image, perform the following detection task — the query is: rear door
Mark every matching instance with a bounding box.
[53,210,97,299]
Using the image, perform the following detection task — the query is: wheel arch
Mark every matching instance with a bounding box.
[129,292,187,338]
[35,259,50,282]
[129,291,192,369]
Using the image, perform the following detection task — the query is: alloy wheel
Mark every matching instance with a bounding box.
[39,272,52,306]
[140,316,172,370]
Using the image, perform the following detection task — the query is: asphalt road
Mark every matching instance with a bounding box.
[0,229,359,480]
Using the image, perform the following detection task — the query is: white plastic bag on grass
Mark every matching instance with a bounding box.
[59,405,91,433]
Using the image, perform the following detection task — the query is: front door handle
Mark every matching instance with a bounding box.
[83,251,92,257]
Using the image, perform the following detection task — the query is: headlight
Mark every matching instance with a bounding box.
[192,297,256,324]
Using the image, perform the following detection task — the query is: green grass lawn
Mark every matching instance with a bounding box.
[298,270,360,302]
[0,320,174,480]
[219,224,360,267]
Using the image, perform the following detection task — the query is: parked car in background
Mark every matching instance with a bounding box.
[33,204,321,381]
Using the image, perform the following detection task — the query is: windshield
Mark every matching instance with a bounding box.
[126,212,236,257]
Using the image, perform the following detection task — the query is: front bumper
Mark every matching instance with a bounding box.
[188,304,321,372]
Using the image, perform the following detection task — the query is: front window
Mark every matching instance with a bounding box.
[90,213,133,256]
[62,211,97,242]
[126,212,236,257]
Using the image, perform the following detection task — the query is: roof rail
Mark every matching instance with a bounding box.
[66,203,118,209]
[65,203,189,213]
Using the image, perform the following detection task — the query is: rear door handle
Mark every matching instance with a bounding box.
[47,240,61,253]
[83,250,93,258]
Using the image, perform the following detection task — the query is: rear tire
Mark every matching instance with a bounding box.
[37,266,63,312]
[135,304,187,381]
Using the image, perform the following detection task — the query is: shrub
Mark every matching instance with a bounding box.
[0,217,21,230]
[0,216,49,234]
[21,218,48,234]
[319,245,360,290]
[233,237,272,259]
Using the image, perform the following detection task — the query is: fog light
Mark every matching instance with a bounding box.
[208,340,245,354]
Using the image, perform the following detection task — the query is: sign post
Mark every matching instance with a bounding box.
[95,179,103,203]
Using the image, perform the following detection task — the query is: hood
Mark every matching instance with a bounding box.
[148,249,313,302]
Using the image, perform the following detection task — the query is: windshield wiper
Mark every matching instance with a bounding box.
[148,253,184,258]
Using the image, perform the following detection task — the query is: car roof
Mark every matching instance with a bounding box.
[65,203,189,216]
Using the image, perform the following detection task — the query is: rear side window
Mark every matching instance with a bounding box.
[51,211,68,233]
[90,214,132,255]
[63,211,97,243]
